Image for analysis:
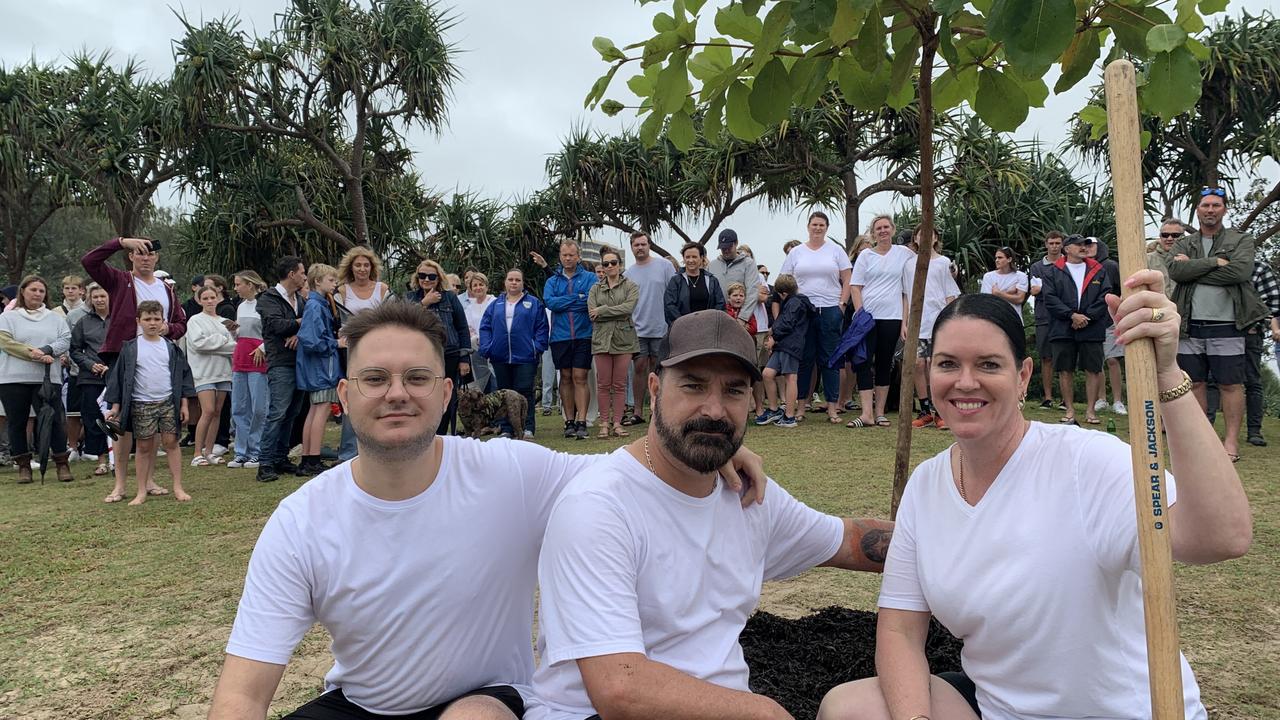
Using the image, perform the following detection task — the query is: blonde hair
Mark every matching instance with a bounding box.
[233,270,268,294]
[307,263,339,286]
[774,273,798,296]
[61,275,85,289]
[849,233,872,261]
[468,272,489,291]
[737,244,754,259]
[416,259,447,288]
[337,246,383,285]
[867,214,895,235]
[726,282,747,296]
[446,273,462,292]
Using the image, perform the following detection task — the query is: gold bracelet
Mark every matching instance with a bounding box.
[908,715,931,720]
[1159,371,1193,403]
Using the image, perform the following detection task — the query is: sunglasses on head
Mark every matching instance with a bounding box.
[417,272,439,281]
[1200,187,1226,198]
[601,259,620,267]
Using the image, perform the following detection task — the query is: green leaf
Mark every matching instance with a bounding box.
[1146,24,1187,53]
[832,0,873,45]
[888,32,921,107]
[600,99,625,116]
[987,0,1076,76]
[641,31,684,68]
[933,0,967,15]
[703,93,726,142]
[855,7,886,71]
[887,72,915,109]
[653,12,677,33]
[584,64,620,108]
[1140,129,1152,148]
[689,42,733,81]
[1054,27,1101,94]
[836,54,890,111]
[932,65,977,110]
[715,4,764,43]
[1185,37,1210,61]
[974,67,1029,131]
[667,110,696,151]
[790,55,833,107]
[793,0,837,36]
[1100,4,1172,57]
[1014,70,1049,107]
[639,109,665,147]
[752,3,793,69]
[748,57,792,126]
[653,52,691,115]
[592,37,627,62]
[1077,103,1108,140]
[1141,48,1202,121]
[937,15,959,66]
[1198,0,1227,14]
[726,80,766,140]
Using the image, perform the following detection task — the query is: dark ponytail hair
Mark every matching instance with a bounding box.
[932,293,1027,363]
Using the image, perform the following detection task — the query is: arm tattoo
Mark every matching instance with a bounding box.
[859,528,892,565]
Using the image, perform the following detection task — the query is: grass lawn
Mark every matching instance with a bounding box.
[0,405,1276,719]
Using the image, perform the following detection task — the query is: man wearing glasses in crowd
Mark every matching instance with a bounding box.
[1167,187,1269,462]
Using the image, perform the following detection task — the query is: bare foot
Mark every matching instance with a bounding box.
[173,490,192,502]
[128,495,146,506]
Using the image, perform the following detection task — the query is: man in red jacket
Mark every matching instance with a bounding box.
[81,237,187,362]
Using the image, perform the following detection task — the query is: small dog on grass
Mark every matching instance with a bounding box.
[455,387,528,439]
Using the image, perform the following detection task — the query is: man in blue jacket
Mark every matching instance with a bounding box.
[1042,235,1110,425]
[543,240,597,440]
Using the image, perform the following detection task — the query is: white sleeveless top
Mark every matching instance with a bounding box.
[341,282,387,314]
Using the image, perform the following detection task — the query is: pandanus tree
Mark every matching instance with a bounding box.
[171,0,459,256]
[587,0,1217,514]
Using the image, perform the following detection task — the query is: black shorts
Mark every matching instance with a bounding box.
[284,685,524,719]
[1177,321,1246,385]
[1034,324,1052,362]
[64,375,83,418]
[938,671,982,716]
[550,338,592,370]
[1051,340,1103,373]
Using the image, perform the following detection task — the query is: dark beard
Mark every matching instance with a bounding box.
[350,413,436,464]
[652,392,745,474]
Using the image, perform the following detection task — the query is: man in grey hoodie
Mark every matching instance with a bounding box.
[707,229,760,329]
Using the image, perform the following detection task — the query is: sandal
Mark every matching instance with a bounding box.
[846,417,870,428]
[597,425,610,439]
[93,462,111,476]
[103,492,126,503]
[1228,453,1241,463]
[827,415,843,424]
[192,455,209,466]
[1084,415,1101,425]
[875,415,891,427]
[612,425,629,437]
[146,486,170,496]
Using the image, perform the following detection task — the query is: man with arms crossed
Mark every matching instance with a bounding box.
[207,302,766,720]
[528,311,893,720]
[621,232,676,426]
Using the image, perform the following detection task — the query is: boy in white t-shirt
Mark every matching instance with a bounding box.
[104,301,195,505]
[527,310,893,720]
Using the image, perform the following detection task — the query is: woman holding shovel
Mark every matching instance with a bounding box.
[818,272,1251,720]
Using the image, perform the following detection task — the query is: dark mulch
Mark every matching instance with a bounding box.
[742,606,963,718]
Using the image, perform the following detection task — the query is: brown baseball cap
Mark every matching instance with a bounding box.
[659,310,762,382]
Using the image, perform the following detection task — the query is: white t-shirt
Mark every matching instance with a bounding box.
[527,449,843,720]
[1066,261,1088,303]
[752,272,770,332]
[505,297,519,332]
[462,294,495,346]
[903,255,961,340]
[133,276,169,334]
[134,336,172,402]
[624,259,678,338]
[880,422,1204,720]
[779,240,852,308]
[979,270,1030,320]
[225,438,597,715]
[850,245,914,320]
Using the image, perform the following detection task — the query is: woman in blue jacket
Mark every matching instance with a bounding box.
[296,264,342,475]
[405,258,471,435]
[479,269,549,437]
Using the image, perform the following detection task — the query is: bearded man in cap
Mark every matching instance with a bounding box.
[527,310,893,720]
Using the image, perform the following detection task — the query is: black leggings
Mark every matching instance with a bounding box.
[0,382,67,457]
[284,686,524,719]
[855,319,902,391]
[437,353,461,436]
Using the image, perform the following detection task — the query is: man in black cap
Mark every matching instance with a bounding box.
[707,228,760,326]
[528,310,893,720]
[1041,234,1110,425]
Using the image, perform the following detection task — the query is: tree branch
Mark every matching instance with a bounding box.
[294,184,354,248]
[1239,177,1280,234]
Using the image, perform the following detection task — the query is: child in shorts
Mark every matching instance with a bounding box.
[759,274,811,428]
[296,264,342,475]
[104,300,196,505]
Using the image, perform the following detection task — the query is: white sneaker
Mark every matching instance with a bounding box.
[211,444,229,457]
[523,430,534,439]
[81,453,98,462]
[68,450,81,462]
[226,457,246,468]
[1113,401,1127,415]
[243,459,260,468]
[1093,399,1108,412]
[157,449,166,457]
[30,459,40,469]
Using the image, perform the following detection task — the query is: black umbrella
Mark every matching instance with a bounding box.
[33,368,65,482]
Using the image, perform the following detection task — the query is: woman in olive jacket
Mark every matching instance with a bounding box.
[587,247,640,438]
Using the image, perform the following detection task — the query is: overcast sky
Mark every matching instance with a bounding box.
[2,0,1274,273]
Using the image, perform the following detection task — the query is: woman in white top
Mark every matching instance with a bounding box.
[903,227,961,431]
[848,215,914,428]
[185,286,236,465]
[777,211,852,423]
[818,279,1251,720]
[461,273,497,392]
[979,246,1031,321]
[228,271,269,468]
[336,246,391,314]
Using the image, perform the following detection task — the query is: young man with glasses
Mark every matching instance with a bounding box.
[207,302,767,720]
[1168,188,1269,461]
